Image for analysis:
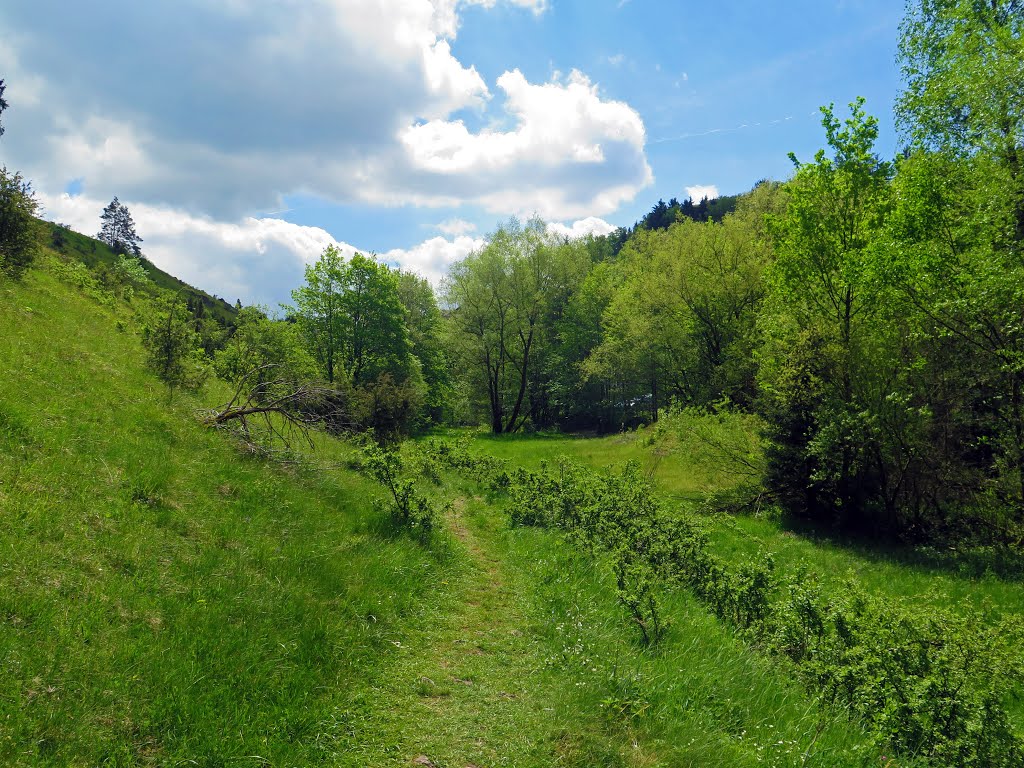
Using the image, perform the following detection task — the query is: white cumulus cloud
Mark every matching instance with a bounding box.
[547,216,617,239]
[436,218,478,236]
[686,184,720,201]
[384,235,486,287]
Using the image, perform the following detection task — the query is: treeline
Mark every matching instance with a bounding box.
[143,244,452,440]
[442,0,1024,544]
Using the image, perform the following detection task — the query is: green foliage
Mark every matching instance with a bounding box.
[771,577,1024,767]
[110,253,152,301]
[443,217,590,433]
[897,0,1024,245]
[759,99,901,531]
[359,438,438,537]
[429,437,1024,762]
[49,257,117,307]
[289,246,425,437]
[397,270,452,427]
[214,306,317,399]
[587,187,780,416]
[650,402,765,489]
[0,166,39,278]
[113,253,151,286]
[38,220,238,327]
[97,196,143,257]
[142,296,212,398]
[290,246,414,386]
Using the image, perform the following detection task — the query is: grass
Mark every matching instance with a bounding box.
[0,260,451,763]
[443,426,1024,618]
[336,463,882,767]
[441,423,1024,735]
[497,518,880,766]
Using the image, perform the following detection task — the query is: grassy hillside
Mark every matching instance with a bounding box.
[44,220,237,325]
[0,255,449,762]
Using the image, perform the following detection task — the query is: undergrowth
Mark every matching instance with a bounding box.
[422,438,1024,766]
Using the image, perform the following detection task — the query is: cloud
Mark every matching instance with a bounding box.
[685,184,720,201]
[1,1,647,224]
[607,53,626,67]
[384,235,486,287]
[394,68,652,218]
[547,216,617,239]
[436,218,478,236]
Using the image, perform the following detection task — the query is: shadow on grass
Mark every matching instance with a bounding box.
[777,513,1024,583]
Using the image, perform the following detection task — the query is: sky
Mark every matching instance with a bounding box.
[0,0,906,307]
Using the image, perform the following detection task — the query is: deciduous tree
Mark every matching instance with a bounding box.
[444,218,587,433]
[0,167,38,278]
[0,79,8,138]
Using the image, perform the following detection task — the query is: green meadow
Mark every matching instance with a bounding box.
[1,247,1020,766]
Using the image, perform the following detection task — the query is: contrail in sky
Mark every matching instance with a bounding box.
[652,115,794,144]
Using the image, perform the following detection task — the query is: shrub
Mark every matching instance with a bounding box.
[0,167,38,278]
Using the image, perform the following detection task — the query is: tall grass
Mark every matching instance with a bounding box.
[0,260,452,763]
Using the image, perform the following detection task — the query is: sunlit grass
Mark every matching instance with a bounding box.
[0,263,451,763]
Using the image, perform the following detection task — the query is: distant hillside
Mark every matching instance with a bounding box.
[43,220,238,326]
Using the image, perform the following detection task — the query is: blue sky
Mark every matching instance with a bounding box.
[0,0,906,305]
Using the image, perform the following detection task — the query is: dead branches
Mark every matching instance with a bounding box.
[202,364,352,451]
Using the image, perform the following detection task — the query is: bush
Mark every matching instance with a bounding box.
[359,439,439,539]
[0,167,39,278]
[142,297,212,399]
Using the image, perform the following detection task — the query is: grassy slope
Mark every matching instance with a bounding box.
[0,260,449,763]
[45,222,237,325]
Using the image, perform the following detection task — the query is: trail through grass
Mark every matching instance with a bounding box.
[335,494,654,767]
[445,428,1024,617]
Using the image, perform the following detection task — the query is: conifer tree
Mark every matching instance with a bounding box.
[0,79,8,138]
[98,197,144,257]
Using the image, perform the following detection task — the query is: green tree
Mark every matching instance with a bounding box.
[555,260,621,430]
[759,99,894,527]
[289,246,423,436]
[397,270,452,426]
[0,79,8,138]
[883,0,1024,534]
[0,167,38,278]
[588,186,776,416]
[98,197,144,257]
[898,0,1024,243]
[340,252,415,387]
[215,306,317,398]
[142,297,211,400]
[444,218,587,433]
[290,245,346,383]
[290,246,415,388]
